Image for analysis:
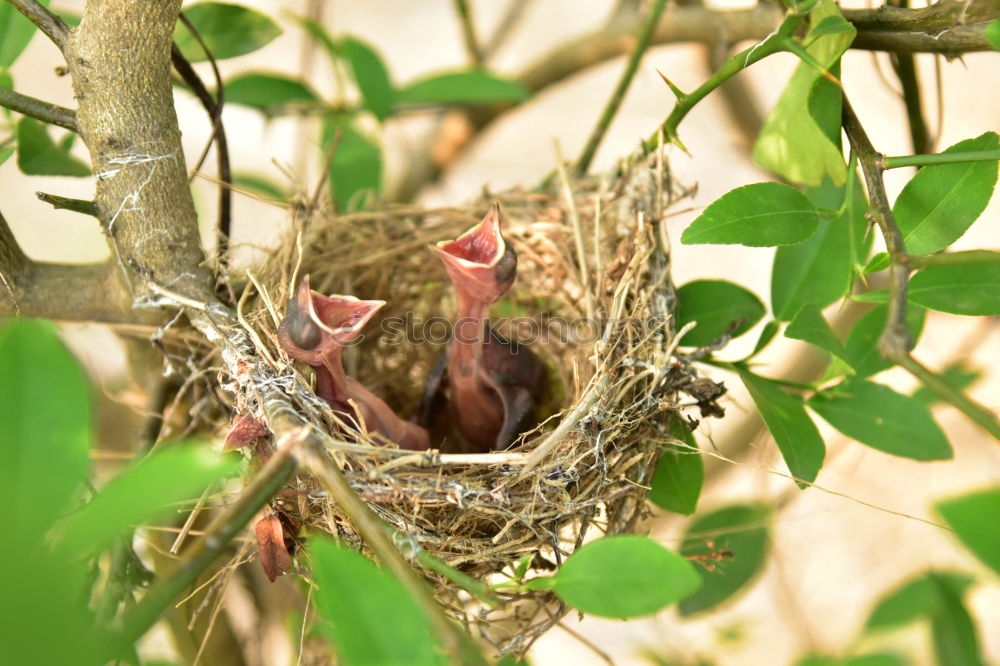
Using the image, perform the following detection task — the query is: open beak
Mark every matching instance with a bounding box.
[433,203,515,303]
[281,276,384,357]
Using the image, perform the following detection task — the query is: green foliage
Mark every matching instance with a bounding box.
[892,132,999,255]
[174,2,282,62]
[16,117,90,176]
[309,538,445,666]
[546,536,701,619]
[841,305,925,378]
[649,422,703,515]
[224,72,318,115]
[807,380,952,461]
[340,36,395,120]
[0,0,49,68]
[930,578,984,666]
[912,363,982,405]
[865,571,973,631]
[937,488,1000,576]
[736,366,825,484]
[795,655,907,666]
[752,0,854,186]
[906,259,1000,316]
[785,304,847,360]
[675,280,765,346]
[681,183,819,247]
[986,19,1000,49]
[232,171,289,200]
[322,117,382,211]
[678,504,770,616]
[770,179,869,321]
[396,70,530,105]
[747,320,780,359]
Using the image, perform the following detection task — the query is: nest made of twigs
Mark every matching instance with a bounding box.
[230,153,709,652]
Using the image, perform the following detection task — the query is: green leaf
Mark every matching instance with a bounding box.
[679,504,770,616]
[785,303,847,360]
[0,0,49,68]
[930,577,985,666]
[16,117,90,176]
[985,19,1000,49]
[893,133,999,255]
[175,2,282,62]
[224,72,318,114]
[864,252,889,274]
[912,363,982,405]
[293,16,339,64]
[322,117,382,212]
[736,367,825,484]
[0,320,91,550]
[233,171,288,200]
[649,422,702,515]
[807,380,952,461]
[937,488,1000,576]
[340,36,395,121]
[796,655,907,666]
[843,304,925,378]
[807,14,856,39]
[752,0,854,186]
[865,571,973,631]
[59,443,237,556]
[0,145,13,166]
[552,536,701,619]
[310,538,445,666]
[682,183,819,247]
[747,320,780,359]
[771,179,869,320]
[397,70,529,106]
[907,259,1000,316]
[675,280,766,346]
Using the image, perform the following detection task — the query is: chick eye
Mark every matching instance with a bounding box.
[286,308,322,350]
[493,245,517,286]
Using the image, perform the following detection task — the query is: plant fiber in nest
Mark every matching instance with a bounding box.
[237,155,701,650]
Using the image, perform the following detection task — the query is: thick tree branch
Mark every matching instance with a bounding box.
[6,0,69,51]
[0,85,77,131]
[65,0,213,304]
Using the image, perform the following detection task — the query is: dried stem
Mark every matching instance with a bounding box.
[35,191,97,216]
[0,85,77,131]
[574,0,667,176]
[6,0,69,51]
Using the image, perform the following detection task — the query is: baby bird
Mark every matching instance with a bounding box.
[420,203,546,452]
[279,277,429,451]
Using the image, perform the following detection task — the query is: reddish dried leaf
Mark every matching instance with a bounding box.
[255,514,292,582]
[224,413,269,450]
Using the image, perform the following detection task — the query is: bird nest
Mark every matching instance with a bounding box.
[226,153,713,653]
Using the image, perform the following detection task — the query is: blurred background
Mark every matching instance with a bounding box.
[2,1,998,664]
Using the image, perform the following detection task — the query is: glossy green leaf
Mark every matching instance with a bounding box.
[552,536,701,619]
[785,304,847,360]
[175,2,282,62]
[310,538,445,666]
[912,363,982,405]
[843,304,925,378]
[937,488,1000,576]
[224,72,317,114]
[771,179,869,320]
[681,183,819,247]
[808,380,952,461]
[397,70,529,105]
[752,0,854,186]
[233,171,288,200]
[796,655,906,666]
[0,320,91,550]
[865,571,973,631]
[293,16,339,65]
[59,443,237,555]
[675,280,766,346]
[986,19,1000,49]
[0,0,49,68]
[930,577,984,666]
[679,504,770,616]
[16,117,90,176]
[649,422,702,515]
[340,36,395,121]
[322,117,381,211]
[864,252,889,274]
[906,260,1000,316]
[737,367,825,484]
[747,320,780,359]
[893,133,999,255]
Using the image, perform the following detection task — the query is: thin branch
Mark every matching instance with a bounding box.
[452,0,482,66]
[574,0,667,176]
[35,191,97,216]
[887,0,930,153]
[906,250,1000,269]
[0,85,77,131]
[6,0,69,51]
[884,149,1000,169]
[899,355,1000,441]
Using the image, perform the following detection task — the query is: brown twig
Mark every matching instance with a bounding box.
[0,86,77,131]
[6,0,69,51]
